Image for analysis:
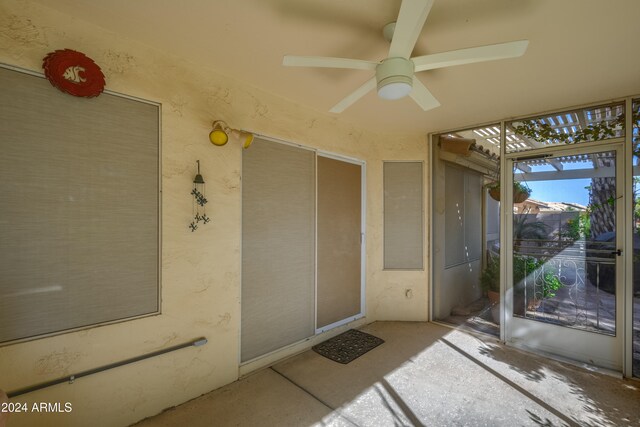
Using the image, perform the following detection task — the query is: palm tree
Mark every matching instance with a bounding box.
[513,208,550,251]
[588,175,616,238]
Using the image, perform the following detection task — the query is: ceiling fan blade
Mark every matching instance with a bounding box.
[413,40,529,72]
[389,0,435,58]
[329,77,377,113]
[283,55,378,71]
[409,79,440,111]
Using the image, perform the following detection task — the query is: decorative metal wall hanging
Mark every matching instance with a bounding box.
[190,160,210,232]
[43,49,106,98]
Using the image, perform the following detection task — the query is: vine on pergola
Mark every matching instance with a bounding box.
[512,109,639,152]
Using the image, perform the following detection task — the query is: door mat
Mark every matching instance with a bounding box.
[312,329,384,364]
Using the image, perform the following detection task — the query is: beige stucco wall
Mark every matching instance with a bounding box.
[0,1,429,426]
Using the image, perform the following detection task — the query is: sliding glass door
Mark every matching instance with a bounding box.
[241,139,317,362]
[241,138,364,363]
[317,155,363,332]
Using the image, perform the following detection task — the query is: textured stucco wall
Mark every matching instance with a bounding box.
[0,1,429,425]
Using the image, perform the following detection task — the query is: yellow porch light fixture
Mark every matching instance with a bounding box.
[209,120,255,149]
[239,131,254,149]
[209,120,230,146]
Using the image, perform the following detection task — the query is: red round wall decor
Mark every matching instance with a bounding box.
[43,49,106,98]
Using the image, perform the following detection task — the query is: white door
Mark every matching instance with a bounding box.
[505,144,624,370]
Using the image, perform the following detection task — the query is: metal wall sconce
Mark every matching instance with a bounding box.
[209,120,254,149]
[190,160,210,232]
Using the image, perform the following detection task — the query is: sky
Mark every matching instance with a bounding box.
[516,160,598,206]
[525,178,591,206]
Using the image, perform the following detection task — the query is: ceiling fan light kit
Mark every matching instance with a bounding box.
[282,0,529,113]
[376,57,414,100]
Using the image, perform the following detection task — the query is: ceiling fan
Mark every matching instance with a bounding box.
[282,0,529,113]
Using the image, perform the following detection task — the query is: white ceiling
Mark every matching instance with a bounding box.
[34,0,640,134]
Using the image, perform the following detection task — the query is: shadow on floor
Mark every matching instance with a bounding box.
[135,322,640,427]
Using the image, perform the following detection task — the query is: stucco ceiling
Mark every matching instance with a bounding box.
[33,0,640,134]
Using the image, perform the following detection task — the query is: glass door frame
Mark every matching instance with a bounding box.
[500,132,636,374]
[502,142,624,371]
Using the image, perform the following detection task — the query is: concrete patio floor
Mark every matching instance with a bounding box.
[134,322,640,427]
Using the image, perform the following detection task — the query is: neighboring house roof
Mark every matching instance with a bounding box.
[519,198,550,209]
[542,201,587,212]
[515,198,587,212]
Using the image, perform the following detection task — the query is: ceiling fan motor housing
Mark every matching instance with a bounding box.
[376,57,414,100]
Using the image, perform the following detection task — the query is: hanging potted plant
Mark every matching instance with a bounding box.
[487,182,501,201]
[486,181,531,203]
[514,181,532,203]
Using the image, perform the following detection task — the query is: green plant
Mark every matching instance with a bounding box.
[514,255,563,300]
[486,181,530,193]
[513,108,640,146]
[483,254,563,300]
[486,181,531,202]
[480,257,500,293]
[513,212,550,243]
[514,181,531,195]
[541,272,563,298]
[513,117,622,145]
[513,255,539,283]
[562,212,590,240]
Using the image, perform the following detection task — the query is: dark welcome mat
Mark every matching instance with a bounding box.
[312,329,384,364]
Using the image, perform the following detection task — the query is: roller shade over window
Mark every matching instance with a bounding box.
[0,66,160,344]
[241,138,316,362]
[383,161,424,270]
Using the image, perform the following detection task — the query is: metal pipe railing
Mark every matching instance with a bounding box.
[6,337,208,398]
